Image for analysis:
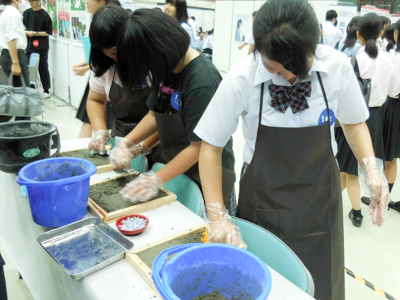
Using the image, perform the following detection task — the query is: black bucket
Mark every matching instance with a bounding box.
[0,121,61,174]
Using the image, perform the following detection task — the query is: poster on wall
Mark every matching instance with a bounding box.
[360,5,390,17]
[71,0,84,11]
[57,0,71,38]
[329,5,357,36]
[71,12,87,40]
[234,14,251,44]
[47,0,58,35]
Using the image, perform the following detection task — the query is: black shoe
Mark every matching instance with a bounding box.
[348,209,363,227]
[361,197,370,206]
[388,201,400,213]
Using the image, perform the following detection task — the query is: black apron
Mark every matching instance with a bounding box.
[108,70,150,137]
[153,82,236,214]
[237,73,344,300]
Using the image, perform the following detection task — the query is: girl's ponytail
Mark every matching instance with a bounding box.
[365,38,378,58]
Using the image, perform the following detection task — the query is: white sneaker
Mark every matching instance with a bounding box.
[44,92,50,99]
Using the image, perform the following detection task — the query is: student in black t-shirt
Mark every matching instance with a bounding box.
[22,0,52,96]
[109,9,236,215]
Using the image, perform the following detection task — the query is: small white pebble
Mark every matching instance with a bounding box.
[118,217,147,231]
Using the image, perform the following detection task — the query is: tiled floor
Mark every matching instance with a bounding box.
[1,94,399,300]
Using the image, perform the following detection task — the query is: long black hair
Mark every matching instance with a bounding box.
[384,24,396,52]
[89,4,128,77]
[237,19,242,29]
[253,0,319,79]
[117,9,190,91]
[342,26,358,51]
[395,19,400,52]
[357,13,382,59]
[165,0,189,24]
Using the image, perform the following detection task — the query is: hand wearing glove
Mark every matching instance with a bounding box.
[88,130,110,155]
[109,138,144,169]
[206,203,247,249]
[120,171,163,203]
[358,157,389,226]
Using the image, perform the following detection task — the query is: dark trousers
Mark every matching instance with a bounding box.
[0,49,31,123]
[0,253,7,300]
[27,51,51,93]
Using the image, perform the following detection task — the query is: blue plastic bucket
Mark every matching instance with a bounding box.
[17,157,97,228]
[152,243,272,300]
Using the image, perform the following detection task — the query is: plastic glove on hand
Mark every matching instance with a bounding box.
[359,157,389,226]
[120,171,163,203]
[88,130,110,155]
[206,203,247,249]
[109,138,140,170]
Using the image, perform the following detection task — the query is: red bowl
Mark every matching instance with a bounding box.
[115,214,149,235]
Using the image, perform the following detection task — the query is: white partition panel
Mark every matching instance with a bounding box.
[229,1,255,70]
[202,9,215,31]
[68,43,90,108]
[213,1,233,72]
[51,38,70,102]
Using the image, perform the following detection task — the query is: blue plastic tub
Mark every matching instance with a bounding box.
[17,157,97,228]
[152,243,272,300]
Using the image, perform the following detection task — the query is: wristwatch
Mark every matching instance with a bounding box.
[36,32,38,37]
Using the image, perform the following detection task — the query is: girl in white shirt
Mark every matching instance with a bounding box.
[194,1,389,299]
[383,19,400,212]
[335,13,392,225]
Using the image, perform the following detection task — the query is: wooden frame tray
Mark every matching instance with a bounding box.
[125,224,208,295]
[58,147,114,174]
[88,171,177,223]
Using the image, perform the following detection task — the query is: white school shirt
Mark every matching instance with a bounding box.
[0,5,27,50]
[322,21,344,48]
[194,45,369,164]
[203,35,213,49]
[246,29,254,45]
[389,52,400,98]
[356,47,393,107]
[89,66,122,101]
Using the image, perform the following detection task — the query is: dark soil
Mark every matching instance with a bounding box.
[191,289,248,300]
[89,174,168,212]
[58,149,110,166]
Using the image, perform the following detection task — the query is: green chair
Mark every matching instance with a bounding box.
[108,137,147,173]
[151,163,202,216]
[232,217,315,297]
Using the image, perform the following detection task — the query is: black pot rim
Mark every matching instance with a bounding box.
[0,120,57,140]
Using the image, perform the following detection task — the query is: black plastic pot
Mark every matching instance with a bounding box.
[0,121,61,174]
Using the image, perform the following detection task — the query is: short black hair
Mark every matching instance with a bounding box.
[117,9,190,91]
[165,0,189,24]
[89,4,129,77]
[191,16,195,21]
[358,13,382,59]
[153,7,162,11]
[326,10,338,21]
[254,0,319,79]
[102,0,121,6]
[1,0,12,5]
[381,16,391,27]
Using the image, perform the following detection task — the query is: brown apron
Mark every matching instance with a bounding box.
[153,82,235,214]
[237,73,345,299]
[108,70,150,137]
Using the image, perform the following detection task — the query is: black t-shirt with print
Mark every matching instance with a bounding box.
[22,8,52,54]
[147,54,235,172]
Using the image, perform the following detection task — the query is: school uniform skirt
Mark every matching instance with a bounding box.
[383,96,400,162]
[335,106,385,175]
[76,82,115,129]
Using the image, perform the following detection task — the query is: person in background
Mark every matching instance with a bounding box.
[73,0,120,138]
[203,28,213,55]
[378,16,391,51]
[334,16,361,57]
[190,16,199,37]
[194,1,389,299]
[382,19,400,213]
[238,10,257,55]
[336,13,392,226]
[22,0,52,98]
[321,9,344,47]
[196,32,205,51]
[114,9,236,214]
[383,24,396,53]
[235,19,244,42]
[165,0,196,49]
[0,0,30,123]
